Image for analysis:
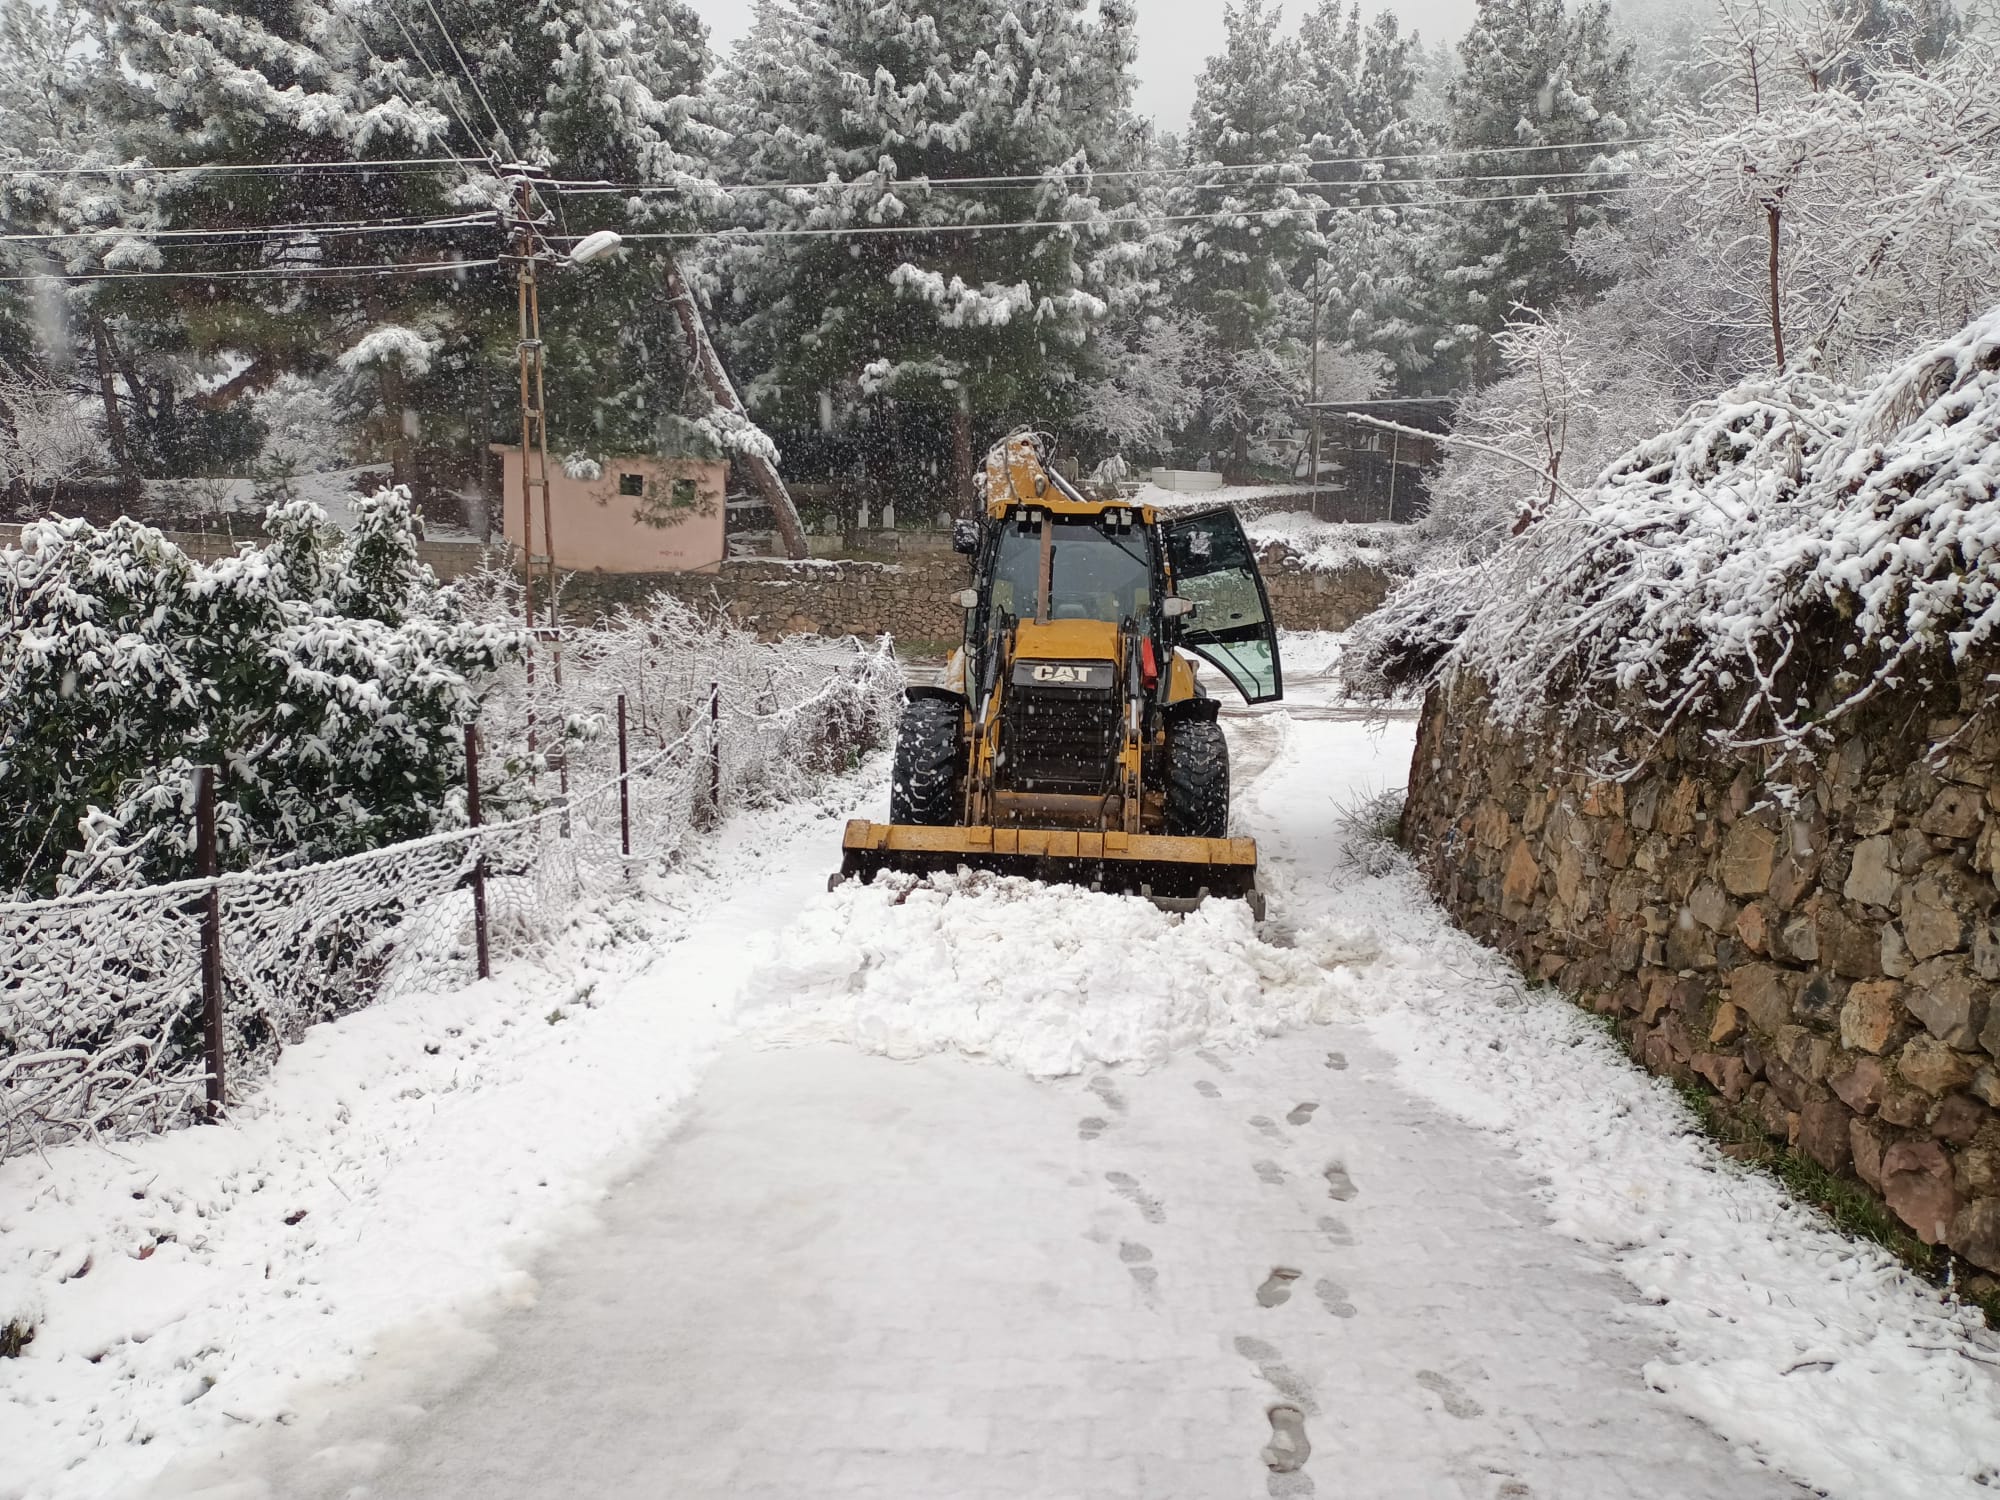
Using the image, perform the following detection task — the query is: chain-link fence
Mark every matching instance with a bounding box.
[0,601,901,1162]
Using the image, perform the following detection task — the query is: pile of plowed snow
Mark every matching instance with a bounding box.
[738,871,1370,1076]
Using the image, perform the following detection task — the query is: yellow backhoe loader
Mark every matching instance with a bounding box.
[836,433,1284,918]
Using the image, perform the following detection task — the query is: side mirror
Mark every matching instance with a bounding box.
[952,519,980,555]
[1162,597,1197,621]
[955,589,979,610]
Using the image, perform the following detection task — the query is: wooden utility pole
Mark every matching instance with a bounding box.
[464,725,491,981]
[1308,262,1324,518]
[660,256,810,561]
[509,169,560,630]
[195,766,225,1122]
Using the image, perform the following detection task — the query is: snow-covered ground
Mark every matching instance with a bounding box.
[6,640,2000,1499]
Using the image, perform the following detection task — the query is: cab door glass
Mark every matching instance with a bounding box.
[1162,509,1284,704]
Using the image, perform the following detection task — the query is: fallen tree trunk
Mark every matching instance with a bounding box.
[661,257,809,561]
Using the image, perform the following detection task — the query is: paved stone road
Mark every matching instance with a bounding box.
[277,1030,1807,1500]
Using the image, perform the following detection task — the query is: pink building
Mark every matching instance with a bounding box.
[491,446,728,575]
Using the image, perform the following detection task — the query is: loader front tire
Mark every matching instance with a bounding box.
[890,696,964,826]
[1165,720,1230,838]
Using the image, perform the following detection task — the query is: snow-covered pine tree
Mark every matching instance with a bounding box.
[712,0,1144,512]
[1293,1,1448,395]
[395,0,724,477]
[1431,0,1639,386]
[1172,0,1324,475]
[34,0,720,495]
[0,0,150,470]
[58,0,457,479]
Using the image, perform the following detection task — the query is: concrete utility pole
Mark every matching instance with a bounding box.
[660,257,810,561]
[506,166,560,631]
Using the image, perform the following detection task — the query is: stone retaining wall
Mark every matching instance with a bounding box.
[2,521,1393,646]
[558,547,1392,646]
[1403,669,2000,1276]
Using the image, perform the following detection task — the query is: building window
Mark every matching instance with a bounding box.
[672,477,698,507]
[618,472,645,497]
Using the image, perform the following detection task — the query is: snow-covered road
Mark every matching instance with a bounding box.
[13,648,2000,1500]
[243,1034,1796,1500]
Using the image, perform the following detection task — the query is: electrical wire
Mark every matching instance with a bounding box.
[0,156,469,178]
[0,257,500,283]
[0,213,497,244]
[545,135,1663,196]
[555,163,1654,200]
[0,133,1658,190]
[415,0,514,159]
[379,0,498,165]
[579,184,1647,243]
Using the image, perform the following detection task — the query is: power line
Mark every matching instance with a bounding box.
[0,257,500,283]
[379,0,497,167]
[0,156,469,179]
[554,163,1655,207]
[415,0,513,158]
[0,134,1658,194]
[584,184,1646,243]
[548,135,1663,196]
[0,213,497,245]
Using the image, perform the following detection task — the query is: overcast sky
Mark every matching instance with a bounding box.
[683,0,1480,134]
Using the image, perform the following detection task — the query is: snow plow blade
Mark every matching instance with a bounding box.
[834,821,1265,920]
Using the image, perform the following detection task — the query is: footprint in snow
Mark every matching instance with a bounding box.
[1254,1159,1288,1187]
[1120,1241,1158,1293]
[1256,1268,1302,1308]
[1078,1116,1109,1141]
[1317,1215,1354,1246]
[1286,1102,1319,1125]
[1250,1115,1286,1141]
[1232,1336,1319,1416]
[1313,1278,1356,1318]
[1197,1047,1235,1074]
[1415,1369,1484,1420]
[1195,1079,1222,1099]
[1262,1404,1313,1475]
[1324,1052,1348,1071]
[1322,1162,1358,1201]
[1088,1076,1128,1114]
[1105,1171,1165,1224]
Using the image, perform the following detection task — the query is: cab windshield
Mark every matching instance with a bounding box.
[988,518,1155,631]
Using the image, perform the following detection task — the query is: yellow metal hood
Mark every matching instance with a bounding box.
[1011,618,1120,661]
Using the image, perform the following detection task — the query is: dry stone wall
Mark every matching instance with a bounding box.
[555,547,1392,645]
[1403,668,2000,1275]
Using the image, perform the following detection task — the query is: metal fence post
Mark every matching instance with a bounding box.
[709,680,722,815]
[465,725,492,981]
[195,766,225,1122]
[617,693,631,858]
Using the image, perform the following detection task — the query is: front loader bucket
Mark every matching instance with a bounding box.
[833,821,1266,921]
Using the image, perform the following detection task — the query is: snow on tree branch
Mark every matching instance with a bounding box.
[1349,304,2000,772]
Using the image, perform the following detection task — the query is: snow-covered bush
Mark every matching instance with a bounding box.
[1421,308,1681,563]
[0,487,517,897]
[1587,0,2000,390]
[0,366,104,491]
[1347,305,2000,768]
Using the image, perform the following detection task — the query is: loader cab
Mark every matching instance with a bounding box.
[962,502,1282,707]
[979,509,1156,636]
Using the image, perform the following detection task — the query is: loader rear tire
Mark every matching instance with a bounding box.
[890,696,964,826]
[1165,720,1230,838]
